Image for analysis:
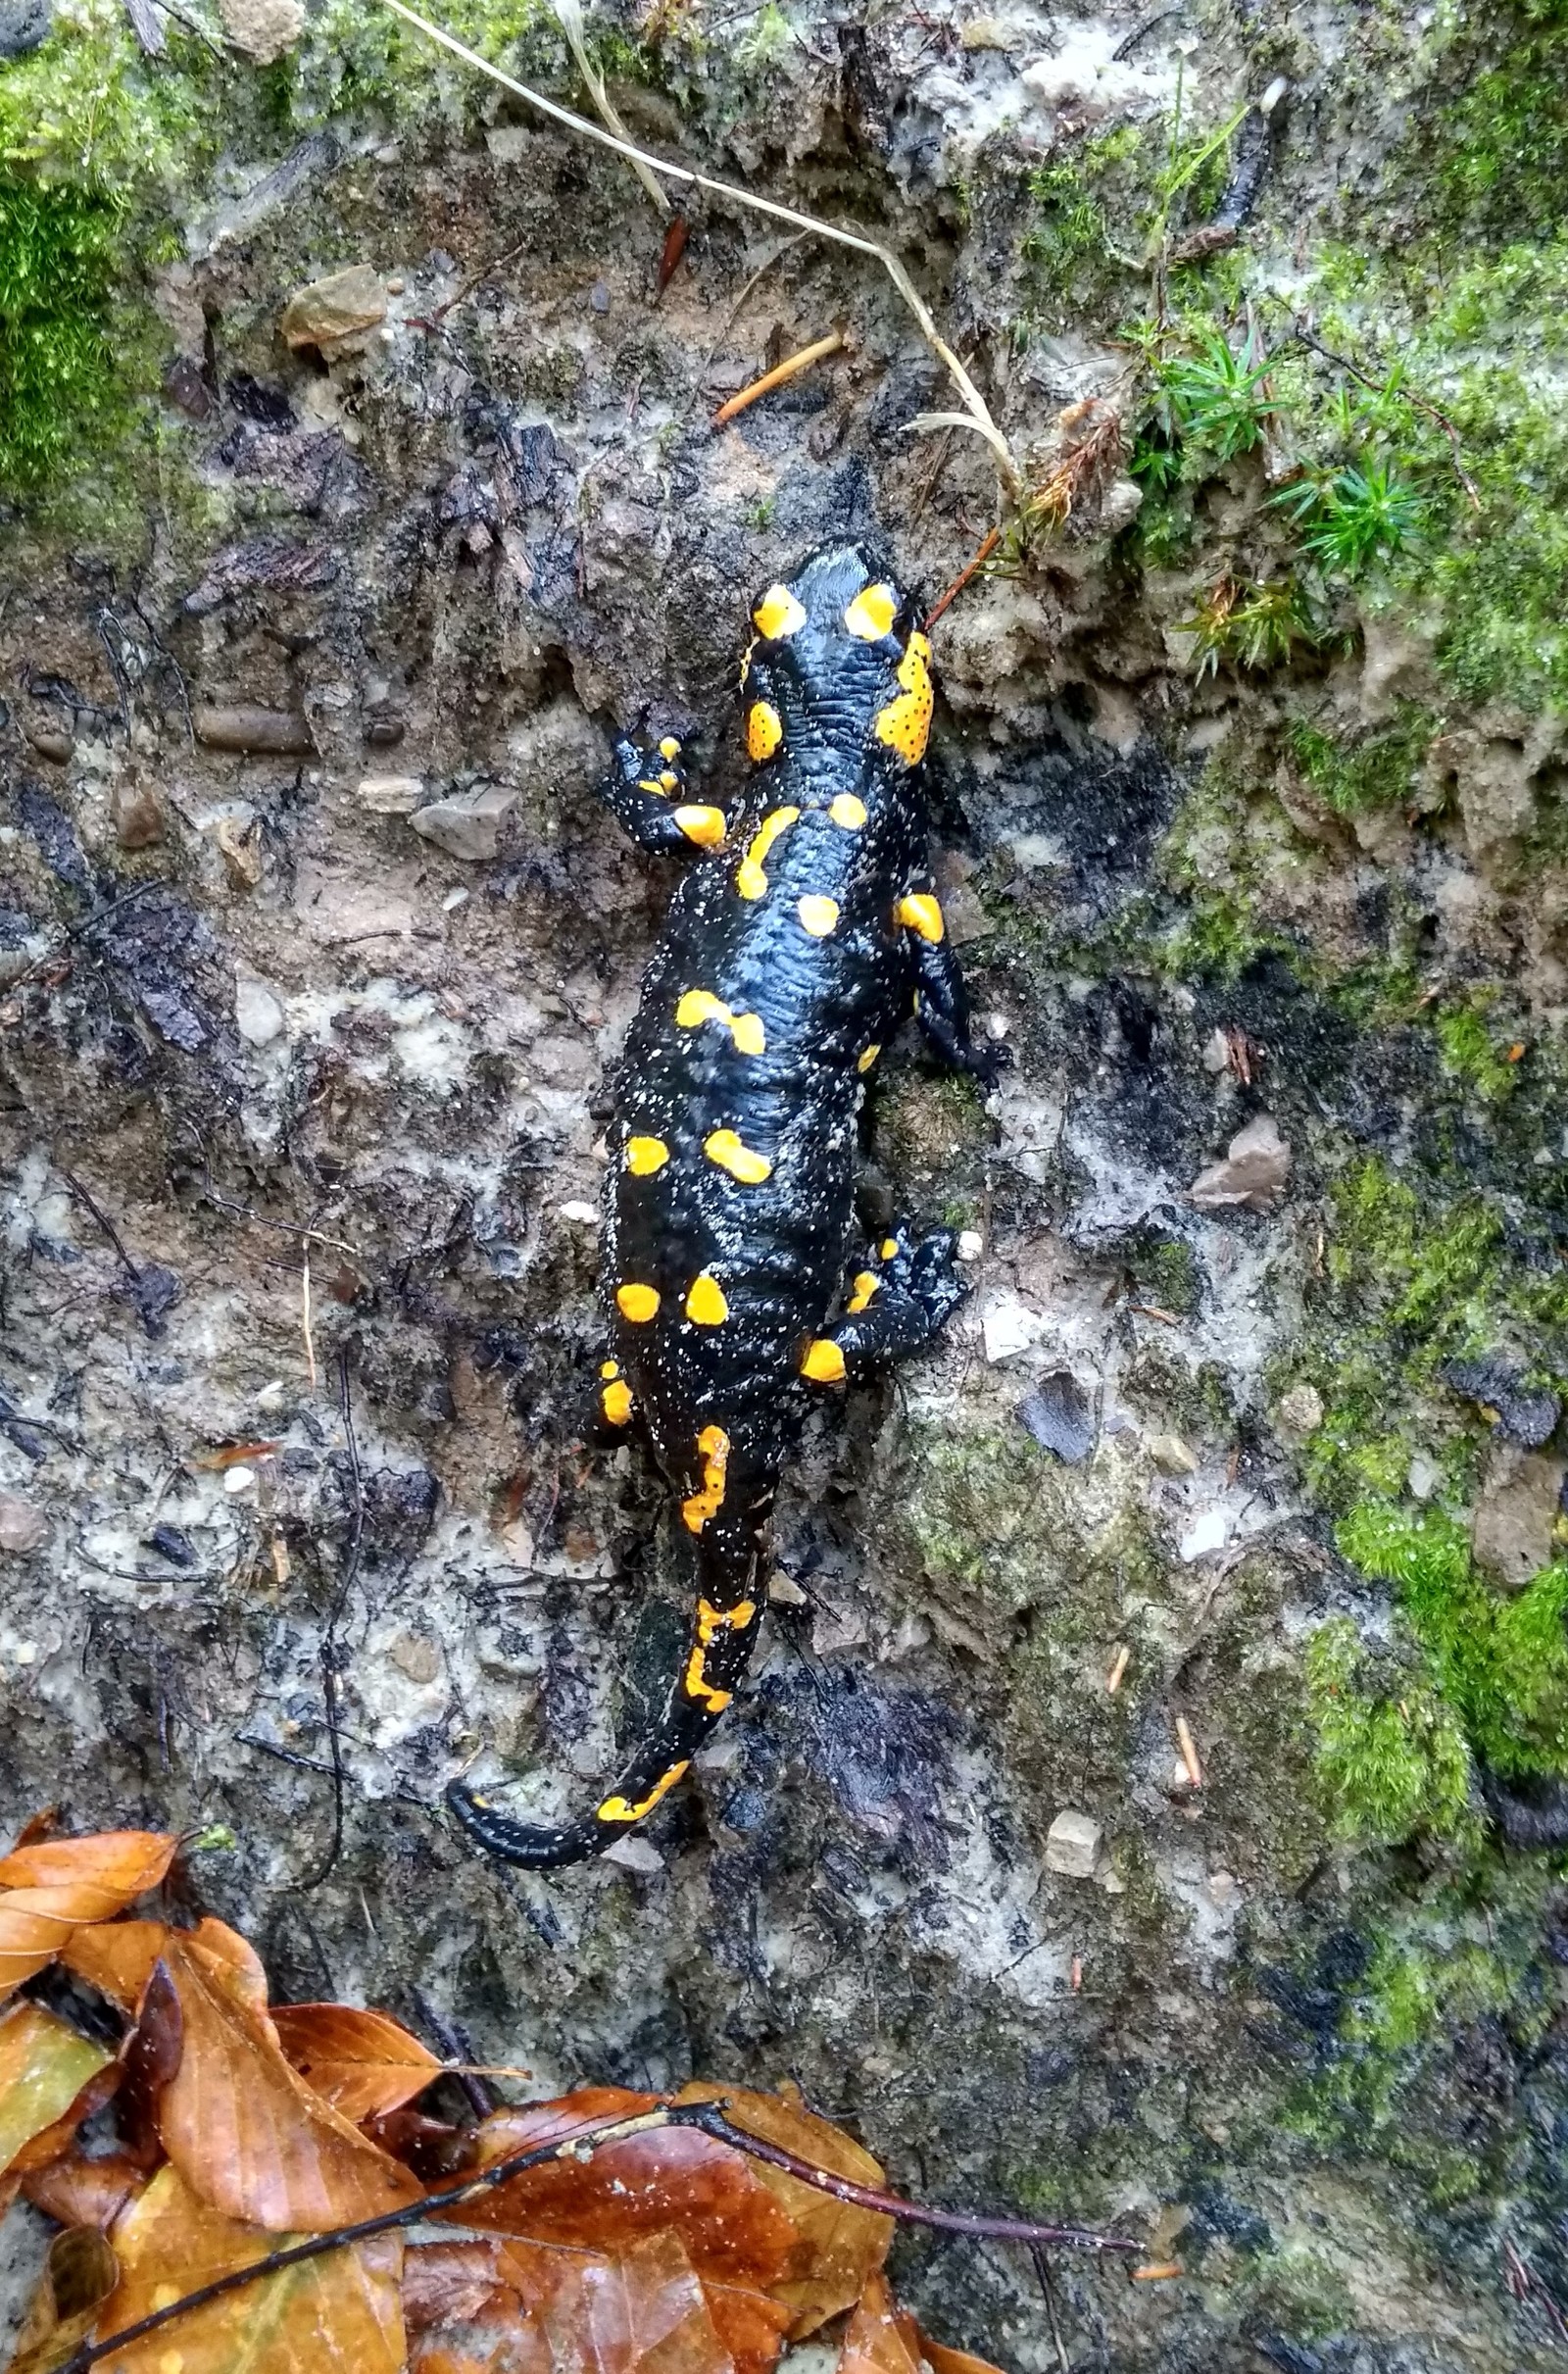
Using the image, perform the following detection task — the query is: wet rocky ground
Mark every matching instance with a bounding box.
[4,0,1568,2367]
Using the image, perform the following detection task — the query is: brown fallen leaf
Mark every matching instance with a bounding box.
[272,2003,443,2121]
[895,2308,1006,2374]
[6,2225,119,2374]
[410,2228,733,2374]
[838,2274,919,2374]
[116,1957,184,2167]
[156,1936,421,2230]
[675,2083,893,2337]
[402,2240,519,2333]
[23,2149,147,2233]
[0,2003,114,2178]
[64,1915,270,2026]
[98,2161,405,2373]
[454,2090,797,2295]
[0,1831,177,2003]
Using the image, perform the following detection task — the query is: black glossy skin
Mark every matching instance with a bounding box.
[448,542,1001,1870]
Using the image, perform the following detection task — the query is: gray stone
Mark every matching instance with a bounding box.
[0,1493,47,1555]
[235,976,286,1046]
[1190,1113,1292,1213]
[0,0,51,60]
[1016,1369,1096,1463]
[1274,1383,1324,1443]
[1472,1443,1566,1589]
[410,783,517,863]
[1045,1809,1102,1878]
[220,0,304,65]
[358,774,425,816]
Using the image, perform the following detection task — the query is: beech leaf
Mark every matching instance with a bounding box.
[409,2227,734,2374]
[98,2162,405,2373]
[674,2084,893,2337]
[838,2275,919,2374]
[5,2225,120,2374]
[0,2003,114,2177]
[0,1832,177,2003]
[156,1938,421,2231]
[453,2090,798,2293]
[23,2149,147,2233]
[271,2004,442,2121]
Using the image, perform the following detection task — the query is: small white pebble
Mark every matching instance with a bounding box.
[386,276,406,295]
[559,1201,599,1224]
[223,1465,256,1495]
[956,1230,984,1262]
[12,1642,38,1667]
[1178,1507,1228,1561]
[442,888,468,913]
[985,1011,1009,1040]
[255,1379,286,1409]
[1259,74,1289,113]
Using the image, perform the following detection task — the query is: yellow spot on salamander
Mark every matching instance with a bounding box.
[747,700,783,762]
[705,1128,772,1184]
[874,631,934,766]
[675,989,767,1055]
[616,1283,661,1323]
[802,1337,847,1383]
[797,894,839,938]
[681,1422,730,1534]
[685,1272,729,1326]
[697,1597,757,1644]
[897,891,945,942]
[639,777,669,797]
[753,583,808,639]
[858,1043,880,1073]
[602,1380,633,1425]
[684,1646,733,1713]
[674,804,727,848]
[829,792,867,829]
[844,582,898,640]
[659,736,681,762]
[737,805,800,899]
[597,1760,690,1824]
[625,1135,669,1175]
[847,1271,880,1313]
[880,1237,900,1261]
[601,1360,620,1379]
[660,768,680,793]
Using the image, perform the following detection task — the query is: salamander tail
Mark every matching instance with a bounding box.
[448,1539,764,1871]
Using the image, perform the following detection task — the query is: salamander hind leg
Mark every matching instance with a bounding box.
[802,1225,968,1376]
[599,732,729,859]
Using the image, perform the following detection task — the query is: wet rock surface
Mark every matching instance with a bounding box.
[4,1,1568,2367]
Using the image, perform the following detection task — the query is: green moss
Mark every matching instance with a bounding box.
[1286,707,1437,818]
[0,175,124,488]
[1305,1615,1477,1847]
[1430,0,1568,247]
[1435,999,1519,1102]
[1019,127,1143,329]
[1339,1502,1568,1778]
[1234,2247,1356,2346]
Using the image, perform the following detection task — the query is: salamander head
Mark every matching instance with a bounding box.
[742,542,934,771]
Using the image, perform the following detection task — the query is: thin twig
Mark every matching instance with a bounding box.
[298,1350,366,1891]
[377,0,1019,493]
[679,2103,1141,2250]
[712,331,846,425]
[301,1249,317,1393]
[60,2100,1138,2370]
[924,523,1002,630]
[1030,2244,1072,2374]
[551,0,668,213]
[60,1171,140,1282]
[703,233,808,365]
[199,1190,360,1257]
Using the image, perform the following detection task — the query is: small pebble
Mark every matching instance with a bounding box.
[0,1492,48,1555]
[956,1230,984,1261]
[985,1011,1009,1040]
[442,888,469,914]
[1045,1808,1102,1878]
[1407,1451,1441,1502]
[1149,1432,1199,1475]
[255,1379,287,1409]
[358,774,424,815]
[1178,1507,1228,1561]
[1274,1382,1324,1442]
[560,1201,599,1224]
[223,1465,256,1495]
[12,1642,38,1667]
[603,1836,663,1874]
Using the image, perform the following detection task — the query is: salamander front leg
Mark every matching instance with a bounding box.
[600,734,729,858]
[801,1225,968,1380]
[895,886,1007,1086]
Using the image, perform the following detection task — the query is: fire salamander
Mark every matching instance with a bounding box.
[448,541,1003,1869]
